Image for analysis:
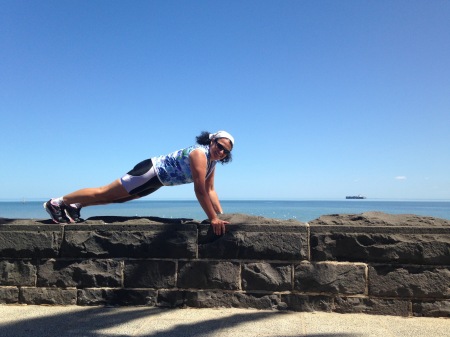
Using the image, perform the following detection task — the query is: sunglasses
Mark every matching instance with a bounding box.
[214,139,231,155]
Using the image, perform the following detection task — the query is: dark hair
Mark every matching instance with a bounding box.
[196,131,232,164]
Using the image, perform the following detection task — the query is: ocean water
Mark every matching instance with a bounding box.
[1,200,450,223]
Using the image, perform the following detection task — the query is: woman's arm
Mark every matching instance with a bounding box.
[190,150,229,235]
[205,169,223,214]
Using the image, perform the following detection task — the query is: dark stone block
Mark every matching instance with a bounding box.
[60,222,198,258]
[294,262,366,295]
[20,287,77,305]
[77,288,114,306]
[0,287,19,304]
[198,214,308,260]
[281,294,332,312]
[334,297,410,316]
[77,288,157,306]
[184,290,234,308]
[369,265,450,298]
[157,290,188,307]
[37,259,122,288]
[241,262,292,291]
[177,261,240,290]
[0,224,62,258]
[199,231,307,260]
[310,212,450,264]
[0,260,36,286]
[412,300,450,317]
[124,260,176,288]
[183,290,281,310]
[158,290,282,310]
[232,292,282,310]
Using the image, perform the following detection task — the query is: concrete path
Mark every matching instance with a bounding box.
[0,305,448,337]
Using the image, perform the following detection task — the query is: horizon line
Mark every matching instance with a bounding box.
[1,198,450,203]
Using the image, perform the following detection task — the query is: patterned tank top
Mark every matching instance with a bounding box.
[151,145,216,186]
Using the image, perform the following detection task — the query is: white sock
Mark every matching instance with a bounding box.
[50,197,64,206]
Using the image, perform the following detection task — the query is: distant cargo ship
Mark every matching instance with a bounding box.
[346,195,366,199]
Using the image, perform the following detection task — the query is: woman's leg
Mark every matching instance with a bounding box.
[45,159,163,223]
[63,179,130,207]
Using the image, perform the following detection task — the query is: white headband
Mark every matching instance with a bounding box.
[209,131,235,146]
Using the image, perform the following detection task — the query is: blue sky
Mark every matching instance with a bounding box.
[1,0,449,201]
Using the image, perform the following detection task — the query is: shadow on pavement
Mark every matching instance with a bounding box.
[0,306,360,337]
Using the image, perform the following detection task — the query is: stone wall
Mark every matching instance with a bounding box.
[0,212,449,317]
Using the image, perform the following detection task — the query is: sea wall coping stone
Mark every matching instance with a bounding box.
[61,220,199,259]
[198,218,308,260]
[310,212,450,265]
[0,223,62,258]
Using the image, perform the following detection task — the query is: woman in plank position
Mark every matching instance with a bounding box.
[44,130,234,235]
